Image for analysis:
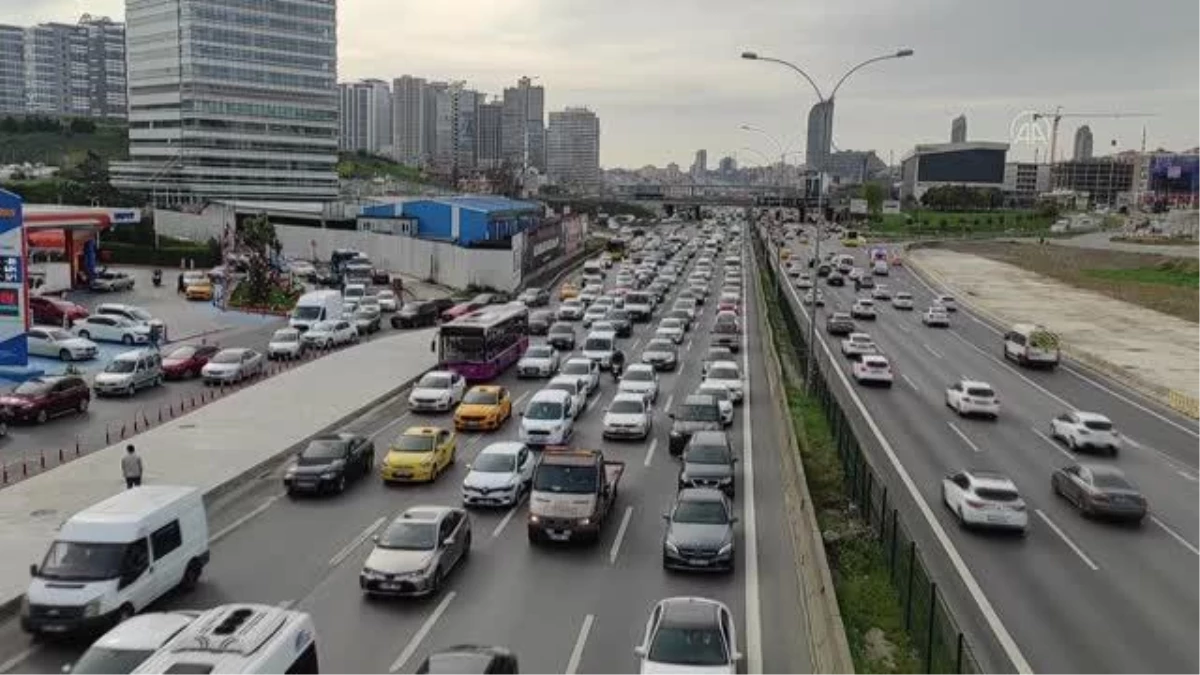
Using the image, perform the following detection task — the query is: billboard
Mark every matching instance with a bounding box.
[917,148,1006,184]
[1149,154,1199,194]
[0,190,27,367]
[882,200,901,214]
[849,199,868,215]
[562,214,587,256]
[520,219,564,277]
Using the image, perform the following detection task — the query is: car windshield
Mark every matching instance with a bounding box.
[624,369,652,382]
[126,308,152,321]
[674,500,729,524]
[687,443,731,464]
[648,625,728,667]
[584,338,612,352]
[272,330,299,343]
[526,400,564,420]
[550,324,572,334]
[562,361,590,375]
[39,541,128,581]
[12,380,52,396]
[355,308,377,319]
[533,464,597,494]
[526,346,554,359]
[70,646,156,674]
[393,434,435,452]
[975,487,1020,502]
[709,366,739,380]
[1092,472,1134,490]
[293,305,322,320]
[679,403,719,422]
[166,346,196,359]
[210,351,242,364]
[473,452,516,473]
[302,439,347,459]
[1083,419,1113,431]
[312,321,337,332]
[418,374,452,390]
[378,520,437,550]
[43,329,73,341]
[464,390,499,405]
[966,387,995,398]
[610,399,644,414]
[646,340,674,353]
[105,359,137,374]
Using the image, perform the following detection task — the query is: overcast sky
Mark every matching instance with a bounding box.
[15,0,1200,168]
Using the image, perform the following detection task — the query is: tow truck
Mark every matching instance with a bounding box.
[528,448,625,544]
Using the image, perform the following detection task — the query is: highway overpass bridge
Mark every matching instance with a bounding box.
[606,183,811,209]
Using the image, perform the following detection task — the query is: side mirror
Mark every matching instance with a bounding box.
[661,513,670,521]
[29,563,38,577]
[731,516,740,524]
[668,412,675,419]
[442,537,454,548]
[429,340,436,353]
[371,534,380,544]
[465,462,472,470]
[634,646,647,658]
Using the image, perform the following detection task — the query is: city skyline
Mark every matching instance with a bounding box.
[8,0,1200,168]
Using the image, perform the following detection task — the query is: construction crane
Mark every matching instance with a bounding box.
[1032,107,1156,164]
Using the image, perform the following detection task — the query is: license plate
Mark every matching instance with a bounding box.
[296,481,315,488]
[690,559,711,566]
[42,624,67,633]
[379,583,400,591]
[392,472,411,479]
[548,530,571,541]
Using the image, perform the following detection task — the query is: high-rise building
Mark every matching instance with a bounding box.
[546,106,600,190]
[691,149,707,177]
[1052,158,1133,207]
[20,16,125,119]
[1073,125,1094,160]
[112,0,339,202]
[454,88,481,173]
[477,100,504,170]
[338,79,391,155]
[502,76,545,171]
[807,100,834,171]
[0,26,25,115]
[78,15,126,119]
[392,75,426,167]
[951,115,967,143]
[718,156,737,174]
[825,150,887,185]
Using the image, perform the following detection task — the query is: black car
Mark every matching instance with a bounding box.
[816,264,832,278]
[662,488,736,573]
[372,269,391,285]
[678,430,737,497]
[528,310,554,336]
[392,299,453,328]
[417,645,519,674]
[605,308,633,337]
[547,322,576,350]
[854,275,876,291]
[1052,464,1147,523]
[668,395,723,456]
[283,432,374,496]
[825,312,856,336]
[826,272,844,286]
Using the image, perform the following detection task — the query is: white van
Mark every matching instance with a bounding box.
[342,283,367,312]
[133,604,318,674]
[582,330,618,370]
[1003,323,1061,368]
[290,290,344,332]
[22,486,209,637]
[583,260,605,278]
[520,389,575,447]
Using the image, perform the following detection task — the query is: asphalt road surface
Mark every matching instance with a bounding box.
[774,228,1198,674]
[0,235,814,674]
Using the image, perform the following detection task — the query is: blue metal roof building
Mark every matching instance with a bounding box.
[360,196,542,247]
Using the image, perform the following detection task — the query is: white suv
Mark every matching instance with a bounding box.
[1050,411,1121,455]
[945,379,1000,419]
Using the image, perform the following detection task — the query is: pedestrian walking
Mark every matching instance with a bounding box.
[177,272,186,294]
[122,444,143,489]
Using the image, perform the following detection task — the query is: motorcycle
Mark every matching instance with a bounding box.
[151,269,163,287]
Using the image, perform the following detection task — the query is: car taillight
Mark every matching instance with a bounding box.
[1011,503,1026,511]
[965,499,984,508]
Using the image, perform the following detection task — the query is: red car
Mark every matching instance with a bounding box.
[441,301,484,323]
[0,375,91,425]
[717,293,741,314]
[28,296,89,327]
[161,344,221,380]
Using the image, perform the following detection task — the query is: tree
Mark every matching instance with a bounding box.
[59,151,123,206]
[862,182,885,215]
[235,214,282,305]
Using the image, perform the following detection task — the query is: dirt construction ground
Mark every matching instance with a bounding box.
[909,246,1199,400]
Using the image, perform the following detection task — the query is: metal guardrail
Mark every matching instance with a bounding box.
[752,227,999,674]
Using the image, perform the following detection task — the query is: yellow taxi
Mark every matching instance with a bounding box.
[559,282,579,301]
[841,231,867,247]
[380,426,457,483]
[184,273,213,301]
[779,248,792,260]
[454,385,512,432]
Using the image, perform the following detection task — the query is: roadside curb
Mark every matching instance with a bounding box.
[751,241,855,673]
[903,248,1200,420]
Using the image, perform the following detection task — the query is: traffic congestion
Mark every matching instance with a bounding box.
[9,216,808,674]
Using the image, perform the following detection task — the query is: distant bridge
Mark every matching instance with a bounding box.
[606,183,811,207]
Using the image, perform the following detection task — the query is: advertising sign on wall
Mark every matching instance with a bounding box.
[520,219,564,277]
[0,190,28,367]
[563,214,587,256]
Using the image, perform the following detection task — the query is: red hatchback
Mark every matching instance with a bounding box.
[0,375,90,425]
[161,344,221,380]
[28,296,89,327]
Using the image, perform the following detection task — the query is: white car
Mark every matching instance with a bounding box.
[559,357,601,397]
[852,354,894,387]
[68,611,199,674]
[288,260,317,278]
[1050,411,1121,455]
[670,299,697,321]
[850,299,877,320]
[557,300,585,321]
[26,327,97,361]
[945,379,1000,418]
[517,344,560,378]
[71,315,151,345]
[934,294,957,311]
[942,470,1028,533]
[583,304,608,328]
[301,319,358,349]
[201,348,265,385]
[655,319,686,345]
[795,274,813,289]
[871,285,892,300]
[840,332,877,357]
[408,370,467,412]
[703,360,744,403]
[618,364,660,403]
[342,283,367,312]
[462,442,535,507]
[697,382,735,426]
[892,292,914,310]
[603,393,653,440]
[802,289,824,306]
[636,597,742,674]
[520,389,575,446]
[267,327,305,360]
[376,289,399,312]
[545,375,588,419]
[922,308,950,327]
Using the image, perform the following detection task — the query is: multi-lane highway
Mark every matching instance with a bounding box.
[772,226,1198,674]
[1,230,814,674]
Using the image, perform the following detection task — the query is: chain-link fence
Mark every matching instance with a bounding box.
[754,227,984,674]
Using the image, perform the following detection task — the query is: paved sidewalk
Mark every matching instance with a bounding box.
[0,328,437,613]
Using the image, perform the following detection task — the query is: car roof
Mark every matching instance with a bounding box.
[611,392,646,404]
[468,385,503,394]
[849,332,872,340]
[400,505,453,521]
[963,470,1018,490]
[959,379,993,388]
[477,442,525,457]
[627,363,654,372]
[690,430,729,445]
[91,611,198,651]
[708,360,739,371]
[676,487,728,503]
[531,388,571,402]
[1072,411,1111,423]
[402,426,443,437]
[658,597,724,629]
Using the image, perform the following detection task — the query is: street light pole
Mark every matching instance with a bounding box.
[742,47,913,393]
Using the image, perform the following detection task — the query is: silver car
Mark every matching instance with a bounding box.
[26,327,97,361]
[517,344,560,378]
[360,506,471,597]
[200,348,265,385]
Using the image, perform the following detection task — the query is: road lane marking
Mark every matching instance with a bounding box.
[686,337,693,352]
[922,343,943,359]
[586,395,600,412]
[0,647,39,674]
[1150,515,1200,556]
[513,390,531,408]
[609,505,634,564]
[209,494,282,544]
[565,614,595,674]
[664,393,674,410]
[630,337,642,351]
[770,240,1033,673]
[329,516,385,567]
[370,412,413,441]
[1030,428,1075,460]
[947,422,982,453]
[740,288,763,675]
[643,438,658,467]
[492,495,527,538]
[389,591,457,672]
[901,373,920,392]
[1035,509,1099,571]
[1176,470,1198,482]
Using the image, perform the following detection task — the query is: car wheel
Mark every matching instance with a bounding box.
[127,385,136,398]
[179,560,203,592]
[58,349,72,362]
[431,566,445,593]
[122,334,134,345]
[463,532,472,559]
[335,475,346,494]
[35,409,48,425]
[1068,435,1078,452]
[116,604,135,624]
[77,330,90,339]
[77,398,89,414]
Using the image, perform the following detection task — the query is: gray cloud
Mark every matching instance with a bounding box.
[11,0,1199,166]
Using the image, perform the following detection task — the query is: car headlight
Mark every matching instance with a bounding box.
[718,543,734,556]
[82,599,101,618]
[578,518,591,526]
[321,471,337,479]
[665,540,679,554]
[361,568,385,580]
